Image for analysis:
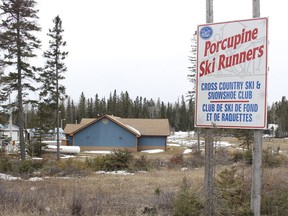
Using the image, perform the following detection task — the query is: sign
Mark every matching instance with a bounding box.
[195,18,268,129]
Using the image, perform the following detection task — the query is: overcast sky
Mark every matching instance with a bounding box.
[35,0,287,105]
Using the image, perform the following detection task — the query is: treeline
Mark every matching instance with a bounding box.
[268,96,288,137]
[22,90,195,132]
[7,93,288,137]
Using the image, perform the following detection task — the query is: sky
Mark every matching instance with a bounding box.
[34,0,287,105]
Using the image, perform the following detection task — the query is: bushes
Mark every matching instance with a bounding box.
[85,149,133,171]
[0,157,13,172]
[44,158,89,177]
[215,166,252,215]
[172,177,203,216]
[263,148,286,167]
[232,148,286,167]
[26,140,47,157]
[0,157,45,177]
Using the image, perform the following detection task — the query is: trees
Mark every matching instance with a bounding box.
[39,15,68,160]
[0,0,41,160]
[77,92,86,122]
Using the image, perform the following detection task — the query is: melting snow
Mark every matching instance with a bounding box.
[0,173,21,181]
[96,170,134,175]
[141,149,164,154]
[167,144,181,147]
[183,149,192,154]
[82,151,112,154]
[29,177,43,182]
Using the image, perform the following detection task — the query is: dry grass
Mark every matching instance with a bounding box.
[2,135,288,215]
[0,168,205,216]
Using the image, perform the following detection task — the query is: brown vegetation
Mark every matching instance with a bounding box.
[1,137,288,215]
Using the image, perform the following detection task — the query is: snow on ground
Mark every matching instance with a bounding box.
[166,131,237,155]
[0,173,21,181]
[82,151,112,154]
[168,131,235,149]
[60,155,76,159]
[28,177,43,182]
[183,148,193,154]
[96,170,134,175]
[141,149,164,154]
[167,143,181,147]
[214,141,233,147]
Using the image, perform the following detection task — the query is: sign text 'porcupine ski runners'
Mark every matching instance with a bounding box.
[195,18,268,129]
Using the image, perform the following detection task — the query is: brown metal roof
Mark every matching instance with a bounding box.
[64,115,170,136]
[64,118,96,134]
[118,118,170,136]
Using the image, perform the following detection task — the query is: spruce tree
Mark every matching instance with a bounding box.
[39,15,68,159]
[87,98,94,118]
[77,92,86,121]
[0,0,41,160]
[94,94,100,116]
[65,97,72,123]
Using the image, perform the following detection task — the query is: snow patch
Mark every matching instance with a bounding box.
[167,143,181,147]
[0,173,21,181]
[96,170,134,175]
[141,149,164,154]
[82,151,112,154]
[28,177,43,182]
[183,149,192,154]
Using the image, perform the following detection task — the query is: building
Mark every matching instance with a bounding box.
[64,115,171,152]
[0,124,19,141]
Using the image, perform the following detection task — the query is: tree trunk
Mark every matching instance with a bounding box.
[16,12,25,160]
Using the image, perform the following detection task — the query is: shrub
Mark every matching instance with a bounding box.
[132,155,150,171]
[215,166,252,215]
[232,150,252,165]
[86,149,133,171]
[153,188,174,215]
[18,160,36,174]
[70,192,85,216]
[185,150,205,168]
[172,177,203,216]
[26,140,47,157]
[0,157,13,172]
[169,154,184,168]
[47,158,89,177]
[263,148,286,167]
[262,178,288,215]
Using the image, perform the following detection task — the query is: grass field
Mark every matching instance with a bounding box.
[1,132,288,215]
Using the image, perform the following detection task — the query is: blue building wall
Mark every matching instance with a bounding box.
[138,136,166,148]
[73,118,137,148]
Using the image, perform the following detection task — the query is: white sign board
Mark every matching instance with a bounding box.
[195,18,268,129]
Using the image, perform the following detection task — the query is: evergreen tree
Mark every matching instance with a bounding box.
[179,95,188,131]
[59,100,66,128]
[233,129,253,150]
[94,94,100,116]
[65,97,72,123]
[187,98,195,131]
[133,96,141,118]
[107,90,118,115]
[0,0,41,159]
[272,96,288,137]
[99,97,107,115]
[160,101,166,118]
[166,102,173,127]
[120,91,132,118]
[173,99,181,131]
[87,97,94,118]
[141,98,149,118]
[77,92,86,121]
[71,100,77,123]
[38,15,68,159]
